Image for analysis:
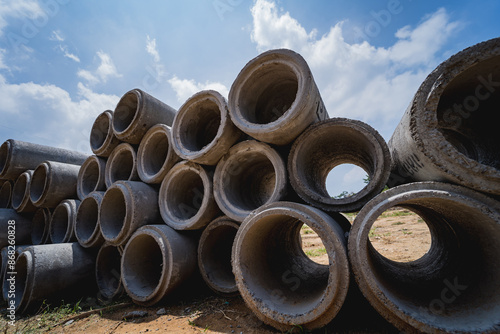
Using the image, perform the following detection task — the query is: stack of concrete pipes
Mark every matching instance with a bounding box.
[1,36,499,333]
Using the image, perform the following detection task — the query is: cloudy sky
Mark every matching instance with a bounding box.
[1,0,499,196]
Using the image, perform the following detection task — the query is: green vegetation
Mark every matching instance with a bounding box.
[391,221,405,226]
[305,248,327,257]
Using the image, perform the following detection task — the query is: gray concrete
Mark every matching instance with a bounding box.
[95,242,123,301]
[228,49,327,145]
[171,90,241,165]
[288,118,391,212]
[137,124,181,184]
[348,181,500,333]
[159,160,220,230]
[112,89,177,144]
[198,216,239,296]
[0,139,88,181]
[90,110,121,157]
[388,37,500,195]
[213,140,287,222]
[232,201,350,331]
[121,224,197,306]
[31,208,51,245]
[75,191,105,248]
[100,180,160,246]
[0,208,33,249]
[30,161,81,208]
[0,181,12,208]
[77,155,107,200]
[11,170,37,213]
[104,143,139,188]
[49,199,80,243]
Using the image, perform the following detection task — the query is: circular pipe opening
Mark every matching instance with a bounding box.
[50,203,71,243]
[76,196,99,243]
[31,209,49,245]
[113,91,138,133]
[100,187,126,241]
[30,164,48,204]
[80,159,101,197]
[96,244,122,299]
[0,181,12,208]
[4,252,28,311]
[90,112,111,152]
[141,132,170,178]
[179,99,221,151]
[165,169,204,221]
[12,173,29,209]
[0,141,10,176]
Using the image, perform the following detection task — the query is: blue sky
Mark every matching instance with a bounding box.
[1,0,499,196]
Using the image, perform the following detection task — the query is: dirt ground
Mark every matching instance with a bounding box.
[1,207,430,334]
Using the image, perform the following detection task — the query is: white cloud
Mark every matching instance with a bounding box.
[146,35,160,63]
[78,51,121,84]
[0,48,6,69]
[50,30,64,41]
[57,45,80,62]
[168,75,229,103]
[144,35,166,86]
[0,0,43,36]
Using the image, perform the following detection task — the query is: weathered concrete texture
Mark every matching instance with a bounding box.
[172,90,241,165]
[112,89,177,144]
[198,216,239,296]
[232,201,350,331]
[30,161,81,208]
[0,209,33,249]
[213,140,287,222]
[75,191,105,248]
[159,160,220,230]
[90,110,121,158]
[11,170,37,213]
[348,181,500,333]
[0,181,12,208]
[95,242,123,301]
[228,49,328,145]
[5,243,95,314]
[388,37,500,195]
[1,245,30,302]
[289,118,391,213]
[31,208,51,245]
[100,181,160,246]
[0,139,88,181]
[104,143,139,188]
[77,155,107,201]
[137,124,181,184]
[121,224,197,306]
[49,199,80,243]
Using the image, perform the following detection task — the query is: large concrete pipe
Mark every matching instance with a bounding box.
[388,37,500,195]
[159,160,220,230]
[100,180,160,246]
[348,181,500,333]
[137,124,181,184]
[77,155,107,200]
[49,199,80,243]
[232,201,350,331]
[75,191,105,248]
[0,209,32,249]
[213,140,287,222]
[31,208,51,245]
[95,243,123,301]
[197,216,239,296]
[4,243,95,314]
[30,161,81,208]
[0,139,87,181]
[0,181,12,208]
[171,90,241,165]
[11,170,37,213]
[112,88,177,144]
[104,143,139,188]
[90,110,120,158]
[121,224,197,306]
[228,49,327,145]
[288,118,391,213]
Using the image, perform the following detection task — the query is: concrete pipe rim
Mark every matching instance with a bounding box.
[75,191,104,248]
[50,199,78,243]
[5,250,33,314]
[11,170,32,210]
[137,124,178,184]
[288,118,391,212]
[0,180,12,208]
[104,143,138,188]
[31,208,50,245]
[90,110,115,156]
[77,155,106,200]
[99,182,130,245]
[213,140,287,222]
[112,89,142,139]
[29,162,50,206]
[96,243,123,301]
[233,201,350,330]
[348,181,500,333]
[0,140,13,179]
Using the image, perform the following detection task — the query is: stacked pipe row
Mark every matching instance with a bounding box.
[0,37,499,333]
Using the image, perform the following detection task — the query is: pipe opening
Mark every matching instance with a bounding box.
[51,204,70,243]
[0,182,11,208]
[12,174,28,209]
[76,197,99,242]
[180,99,221,151]
[326,164,368,199]
[168,169,204,220]
[31,209,49,245]
[81,159,101,196]
[4,252,28,310]
[30,164,48,203]
[100,188,126,240]
[238,63,298,124]
[142,132,170,177]
[437,55,500,169]
[300,224,328,265]
[109,149,134,184]
[122,234,164,298]
[96,245,122,299]
[90,112,111,151]
[113,91,138,133]
[0,141,9,176]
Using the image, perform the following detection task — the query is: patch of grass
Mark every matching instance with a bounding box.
[381,209,414,218]
[304,248,326,257]
[368,227,379,238]
[391,221,405,226]
[383,232,391,237]
[401,228,413,235]
[300,225,315,235]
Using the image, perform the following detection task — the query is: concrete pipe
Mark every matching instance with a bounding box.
[228,49,327,145]
[90,110,120,158]
[75,191,105,248]
[49,199,80,243]
[232,201,350,331]
[171,90,241,165]
[1,245,30,300]
[121,224,197,306]
[31,208,51,245]
[289,118,391,213]
[0,181,12,208]
[197,216,239,296]
[388,37,500,195]
[348,181,500,333]
[137,124,181,184]
[30,161,81,208]
[77,155,107,200]
[0,209,33,249]
[100,180,160,246]
[4,243,95,314]
[113,88,177,144]
[159,160,220,230]
[95,243,123,301]
[104,143,139,188]
[0,139,88,181]
[11,170,37,213]
[213,140,287,222]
